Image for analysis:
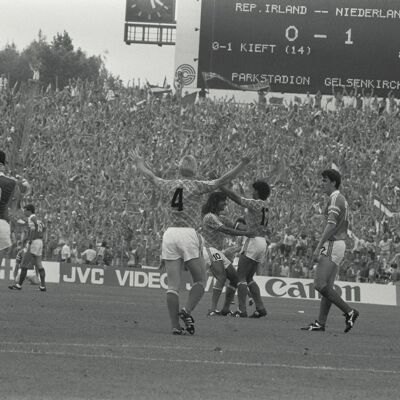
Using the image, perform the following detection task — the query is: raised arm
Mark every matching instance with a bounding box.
[220,185,243,206]
[128,148,161,186]
[213,149,255,188]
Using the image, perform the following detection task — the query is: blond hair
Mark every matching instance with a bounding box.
[179,155,197,177]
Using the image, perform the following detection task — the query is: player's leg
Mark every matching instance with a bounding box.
[34,256,46,291]
[184,256,206,313]
[304,241,357,331]
[175,229,206,334]
[9,251,31,289]
[12,263,20,282]
[208,259,227,314]
[314,255,351,312]
[317,261,337,326]
[315,250,359,332]
[246,260,267,317]
[235,254,250,316]
[0,220,11,274]
[165,259,184,334]
[180,256,206,334]
[0,249,5,271]
[162,228,186,334]
[242,238,267,317]
[220,264,238,315]
[29,240,46,290]
[204,247,225,314]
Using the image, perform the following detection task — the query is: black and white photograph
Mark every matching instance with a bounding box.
[0,1,399,399]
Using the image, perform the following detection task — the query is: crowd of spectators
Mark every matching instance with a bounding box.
[0,78,399,284]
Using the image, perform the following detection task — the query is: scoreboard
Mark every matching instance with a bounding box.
[175,0,400,95]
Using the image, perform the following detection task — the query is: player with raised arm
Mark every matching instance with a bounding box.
[301,169,359,333]
[221,181,270,318]
[129,147,253,334]
[201,191,254,316]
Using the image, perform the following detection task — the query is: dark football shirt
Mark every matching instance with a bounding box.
[0,173,16,221]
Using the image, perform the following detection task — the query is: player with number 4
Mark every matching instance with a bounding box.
[128,147,255,335]
[221,181,271,318]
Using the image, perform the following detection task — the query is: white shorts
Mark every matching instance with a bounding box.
[241,237,267,263]
[30,239,43,257]
[320,240,345,266]
[0,219,11,251]
[162,227,203,262]
[203,247,231,270]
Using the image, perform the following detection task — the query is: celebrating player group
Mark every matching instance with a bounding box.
[129,147,359,335]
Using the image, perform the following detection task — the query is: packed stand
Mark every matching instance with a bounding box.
[0,79,399,284]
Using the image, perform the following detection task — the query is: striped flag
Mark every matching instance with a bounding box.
[181,92,197,108]
[373,199,394,218]
[269,97,284,105]
[202,72,270,92]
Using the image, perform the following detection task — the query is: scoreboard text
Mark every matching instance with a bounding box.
[197,0,400,94]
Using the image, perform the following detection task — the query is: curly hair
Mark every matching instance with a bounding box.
[201,192,227,215]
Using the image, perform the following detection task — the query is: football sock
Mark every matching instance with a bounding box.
[18,269,27,286]
[166,290,180,329]
[248,281,265,311]
[38,268,46,287]
[222,285,236,312]
[319,287,352,314]
[211,286,223,310]
[185,282,204,313]
[237,281,248,313]
[318,296,332,326]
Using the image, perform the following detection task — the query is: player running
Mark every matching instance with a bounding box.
[301,169,359,333]
[201,191,255,316]
[129,147,254,335]
[9,204,47,291]
[221,181,271,318]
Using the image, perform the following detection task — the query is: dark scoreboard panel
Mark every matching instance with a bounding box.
[197,0,400,94]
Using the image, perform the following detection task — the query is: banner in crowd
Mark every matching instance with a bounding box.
[202,72,270,92]
[1,261,398,306]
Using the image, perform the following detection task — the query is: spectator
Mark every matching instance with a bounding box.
[0,74,8,92]
[295,233,308,257]
[61,241,71,263]
[70,241,79,263]
[81,243,97,265]
[96,241,112,267]
[346,265,356,282]
[281,228,296,258]
[0,79,399,285]
[378,234,392,267]
[291,259,303,278]
[280,261,290,277]
[126,247,137,267]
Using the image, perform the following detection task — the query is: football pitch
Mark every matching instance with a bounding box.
[1,283,399,400]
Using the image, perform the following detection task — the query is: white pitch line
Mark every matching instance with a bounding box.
[0,341,194,351]
[0,349,398,375]
[2,342,400,360]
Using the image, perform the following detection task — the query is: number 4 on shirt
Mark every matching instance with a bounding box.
[171,188,183,211]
